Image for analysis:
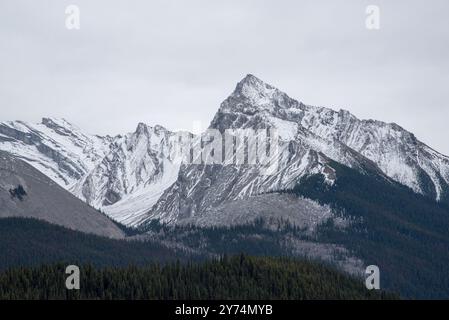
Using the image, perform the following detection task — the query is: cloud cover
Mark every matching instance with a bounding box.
[1,0,448,154]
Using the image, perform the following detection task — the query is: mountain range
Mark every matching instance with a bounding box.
[2,74,449,298]
[1,74,448,228]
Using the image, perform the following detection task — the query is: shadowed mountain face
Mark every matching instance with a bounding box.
[0,152,124,239]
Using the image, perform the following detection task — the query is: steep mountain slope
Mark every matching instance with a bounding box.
[292,160,449,298]
[0,118,111,188]
[143,74,449,226]
[1,75,448,227]
[216,74,449,203]
[1,75,449,298]
[143,75,386,224]
[71,124,185,226]
[0,152,124,238]
[299,106,449,203]
[0,119,187,226]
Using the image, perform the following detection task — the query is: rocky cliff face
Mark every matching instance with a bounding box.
[0,118,111,188]
[143,74,449,225]
[0,118,186,226]
[298,104,449,202]
[1,74,448,227]
[71,123,185,226]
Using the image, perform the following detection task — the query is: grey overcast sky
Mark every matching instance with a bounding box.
[1,0,448,154]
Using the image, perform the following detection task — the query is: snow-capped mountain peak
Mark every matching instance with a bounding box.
[71,122,185,226]
[0,117,111,188]
[146,75,449,225]
[233,74,277,101]
[1,75,448,227]
[221,74,302,114]
[218,75,449,203]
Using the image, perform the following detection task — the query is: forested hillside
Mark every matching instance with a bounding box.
[0,218,193,270]
[0,255,395,300]
[293,161,449,299]
[0,217,356,274]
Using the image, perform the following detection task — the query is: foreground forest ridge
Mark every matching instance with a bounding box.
[0,255,394,300]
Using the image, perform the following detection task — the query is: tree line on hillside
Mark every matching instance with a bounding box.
[0,255,395,300]
[292,161,449,299]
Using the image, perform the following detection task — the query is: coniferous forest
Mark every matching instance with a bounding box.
[293,161,449,299]
[0,255,395,300]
